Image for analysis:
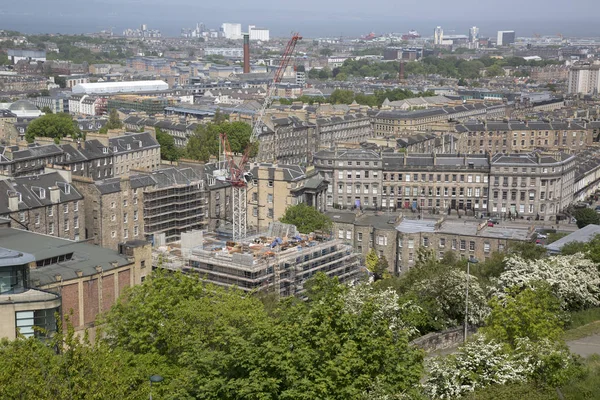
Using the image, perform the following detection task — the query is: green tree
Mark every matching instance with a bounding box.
[41,106,53,114]
[329,89,355,104]
[319,48,333,57]
[185,121,253,162]
[366,248,379,274]
[54,76,66,88]
[318,67,332,80]
[334,72,348,81]
[155,127,181,161]
[25,113,81,143]
[486,64,505,77]
[573,208,600,228]
[482,284,565,347]
[279,203,332,233]
[40,89,50,96]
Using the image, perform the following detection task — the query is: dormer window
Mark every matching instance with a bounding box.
[127,144,131,150]
[102,147,108,154]
[113,146,118,152]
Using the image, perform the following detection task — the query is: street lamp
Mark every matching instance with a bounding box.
[464,256,478,343]
[149,374,163,400]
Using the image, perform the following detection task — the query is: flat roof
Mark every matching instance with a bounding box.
[0,228,136,286]
[546,224,600,253]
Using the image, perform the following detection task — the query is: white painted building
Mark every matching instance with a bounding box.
[221,23,242,40]
[249,25,270,41]
[72,80,169,95]
[568,62,600,95]
[433,26,444,45]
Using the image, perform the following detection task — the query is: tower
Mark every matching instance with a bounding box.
[434,26,444,45]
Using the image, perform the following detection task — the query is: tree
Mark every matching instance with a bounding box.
[155,127,181,161]
[334,72,348,81]
[25,113,81,143]
[279,203,332,234]
[482,284,565,347]
[319,48,333,57]
[41,106,53,114]
[54,76,66,88]
[318,67,332,80]
[99,109,123,133]
[573,208,600,228]
[40,89,50,96]
[486,64,505,77]
[329,89,355,104]
[185,121,253,162]
[494,254,600,311]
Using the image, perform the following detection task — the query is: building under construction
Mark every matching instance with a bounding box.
[154,223,363,297]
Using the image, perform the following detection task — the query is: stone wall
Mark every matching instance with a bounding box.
[410,326,477,353]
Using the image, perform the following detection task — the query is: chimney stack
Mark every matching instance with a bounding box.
[8,192,19,212]
[243,34,250,74]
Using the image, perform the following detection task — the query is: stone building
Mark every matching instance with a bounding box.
[72,174,153,250]
[395,218,532,274]
[315,113,372,149]
[454,120,593,154]
[0,143,65,177]
[313,147,383,211]
[370,103,506,135]
[257,116,317,165]
[247,163,328,233]
[489,152,576,221]
[203,161,233,232]
[0,171,84,240]
[110,132,161,177]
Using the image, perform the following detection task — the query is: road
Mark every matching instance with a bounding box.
[567,334,600,357]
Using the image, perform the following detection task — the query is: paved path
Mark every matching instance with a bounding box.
[567,334,600,357]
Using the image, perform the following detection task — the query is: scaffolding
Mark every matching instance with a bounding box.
[154,234,362,297]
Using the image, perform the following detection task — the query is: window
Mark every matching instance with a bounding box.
[377,235,387,246]
[123,213,128,223]
[134,210,138,221]
[338,229,344,239]
[64,219,69,232]
[19,212,25,223]
[48,207,53,217]
[469,241,475,251]
[252,207,258,217]
[358,232,363,242]
[439,238,446,247]
[484,243,490,253]
[346,230,352,240]
[15,309,59,339]
[460,240,466,251]
[111,202,116,209]
[64,204,69,214]
[267,208,273,218]
[74,201,78,212]
[408,239,414,249]
[123,229,128,239]
[134,225,139,236]
[267,194,273,204]
[111,231,116,238]
[74,216,79,229]
[49,222,54,234]
[111,214,116,222]
[268,180,273,188]
[423,237,429,247]
[123,199,128,207]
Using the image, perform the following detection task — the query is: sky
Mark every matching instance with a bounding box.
[1,0,599,38]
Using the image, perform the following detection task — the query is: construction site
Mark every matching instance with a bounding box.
[153,222,363,297]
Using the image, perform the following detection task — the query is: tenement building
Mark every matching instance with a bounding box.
[314,146,577,219]
[0,172,84,240]
[489,152,576,221]
[454,120,593,154]
[315,113,372,149]
[247,163,328,233]
[257,116,317,164]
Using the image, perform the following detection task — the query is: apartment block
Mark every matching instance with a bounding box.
[247,163,328,233]
[0,172,84,240]
[257,116,317,164]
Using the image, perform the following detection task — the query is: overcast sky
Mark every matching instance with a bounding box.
[1,0,599,37]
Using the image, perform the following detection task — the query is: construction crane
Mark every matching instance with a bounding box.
[220,32,302,241]
[252,32,302,140]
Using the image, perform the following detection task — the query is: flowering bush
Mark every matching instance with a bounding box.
[423,335,582,399]
[423,335,529,399]
[343,284,421,336]
[414,270,490,326]
[493,254,600,310]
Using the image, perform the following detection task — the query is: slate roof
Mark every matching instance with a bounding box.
[109,132,160,154]
[0,172,83,214]
[546,224,600,254]
[249,163,305,182]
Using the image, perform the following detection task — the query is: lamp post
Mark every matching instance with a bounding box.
[464,256,478,343]
[149,374,163,400]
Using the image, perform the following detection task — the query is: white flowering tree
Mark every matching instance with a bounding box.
[423,335,582,399]
[423,335,530,399]
[414,270,490,326]
[493,254,600,310]
[343,283,421,337]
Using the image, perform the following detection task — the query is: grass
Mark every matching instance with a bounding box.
[563,308,600,341]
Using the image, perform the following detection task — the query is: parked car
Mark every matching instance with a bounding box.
[537,233,548,239]
[488,218,500,225]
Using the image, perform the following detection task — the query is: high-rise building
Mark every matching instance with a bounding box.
[433,26,444,45]
[568,62,600,94]
[248,25,270,41]
[497,30,516,46]
[469,26,479,43]
[221,23,242,40]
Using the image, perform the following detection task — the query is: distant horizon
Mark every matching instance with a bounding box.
[1,16,599,40]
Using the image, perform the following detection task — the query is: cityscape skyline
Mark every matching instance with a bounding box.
[1,0,600,38]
